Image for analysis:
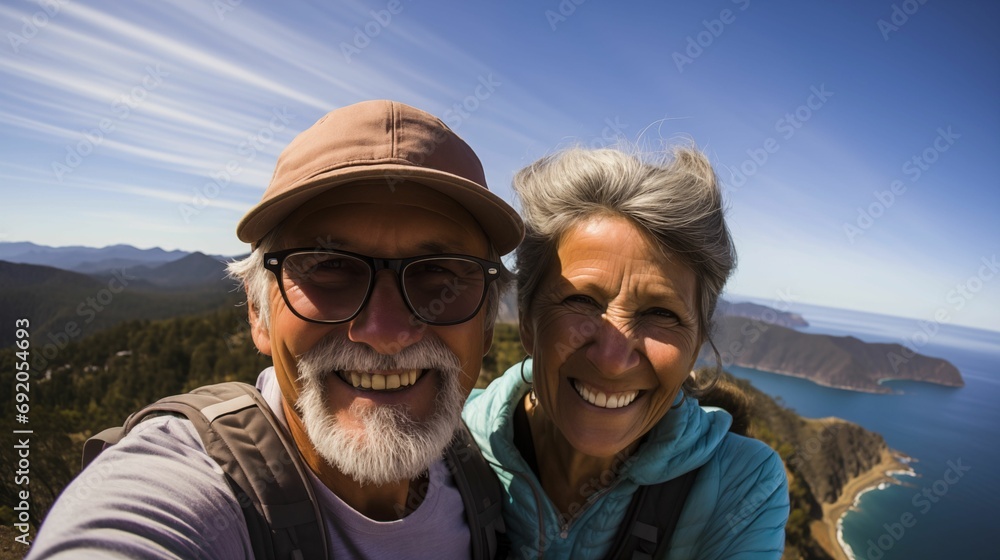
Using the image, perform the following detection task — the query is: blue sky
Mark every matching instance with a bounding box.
[1,0,997,332]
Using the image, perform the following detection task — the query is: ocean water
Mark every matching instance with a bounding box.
[725,298,998,559]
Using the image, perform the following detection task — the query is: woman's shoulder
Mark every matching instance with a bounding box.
[674,432,788,557]
[713,432,787,489]
[699,432,789,532]
[466,361,525,408]
[463,361,529,439]
[718,430,782,461]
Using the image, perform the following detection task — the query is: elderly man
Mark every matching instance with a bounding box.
[28,100,523,559]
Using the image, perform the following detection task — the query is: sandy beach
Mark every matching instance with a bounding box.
[813,448,912,560]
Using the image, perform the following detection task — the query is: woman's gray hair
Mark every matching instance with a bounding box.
[513,145,736,385]
[226,229,511,335]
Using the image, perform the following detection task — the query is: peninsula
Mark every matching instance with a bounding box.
[708,315,965,393]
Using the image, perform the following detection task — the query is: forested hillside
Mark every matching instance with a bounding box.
[0,259,240,348]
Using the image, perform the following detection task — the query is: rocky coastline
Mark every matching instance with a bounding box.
[823,449,912,560]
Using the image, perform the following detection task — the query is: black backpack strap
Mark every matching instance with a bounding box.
[445,421,508,560]
[605,467,700,560]
[88,381,328,560]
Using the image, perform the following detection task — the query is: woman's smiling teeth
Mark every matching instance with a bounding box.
[339,370,423,391]
[572,380,639,409]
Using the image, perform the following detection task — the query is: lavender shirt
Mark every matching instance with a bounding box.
[28,368,471,559]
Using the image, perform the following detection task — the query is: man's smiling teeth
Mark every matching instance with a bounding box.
[573,380,638,409]
[342,370,422,390]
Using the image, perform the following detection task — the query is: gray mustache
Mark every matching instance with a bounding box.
[297,334,462,378]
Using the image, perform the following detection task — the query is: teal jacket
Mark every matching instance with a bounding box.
[463,360,789,559]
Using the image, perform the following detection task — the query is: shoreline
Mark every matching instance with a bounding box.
[732,363,963,393]
[731,364,893,394]
[814,448,913,560]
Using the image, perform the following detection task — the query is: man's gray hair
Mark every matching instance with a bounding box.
[226,229,511,334]
[226,229,283,332]
[512,145,736,378]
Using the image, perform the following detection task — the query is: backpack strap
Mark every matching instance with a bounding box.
[445,421,508,560]
[81,426,127,470]
[85,381,328,560]
[605,467,700,560]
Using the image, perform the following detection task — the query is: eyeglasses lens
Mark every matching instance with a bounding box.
[282,252,371,322]
[402,258,486,323]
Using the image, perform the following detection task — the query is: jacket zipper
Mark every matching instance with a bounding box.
[556,475,627,537]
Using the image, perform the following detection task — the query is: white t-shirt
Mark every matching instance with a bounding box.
[27,368,472,559]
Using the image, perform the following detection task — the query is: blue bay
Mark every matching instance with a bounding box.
[726,298,998,559]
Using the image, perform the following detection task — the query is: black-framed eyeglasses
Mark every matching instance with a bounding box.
[263,248,502,326]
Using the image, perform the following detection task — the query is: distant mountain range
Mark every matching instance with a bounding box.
[0,251,241,348]
[715,299,809,328]
[0,242,188,272]
[0,241,234,275]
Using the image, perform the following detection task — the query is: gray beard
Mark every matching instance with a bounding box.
[294,335,466,486]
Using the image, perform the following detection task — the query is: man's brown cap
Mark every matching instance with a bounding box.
[236,100,523,254]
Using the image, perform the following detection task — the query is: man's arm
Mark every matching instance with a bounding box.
[27,416,253,559]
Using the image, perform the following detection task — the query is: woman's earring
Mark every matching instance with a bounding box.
[671,389,688,410]
[520,356,538,405]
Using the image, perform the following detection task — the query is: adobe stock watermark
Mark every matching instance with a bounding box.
[842,126,958,244]
[552,316,599,363]
[30,269,136,373]
[340,0,404,63]
[944,254,997,312]
[56,461,116,512]
[861,458,970,560]
[6,0,70,54]
[518,450,639,558]
[51,63,170,182]
[179,106,295,222]
[585,116,628,149]
[723,84,834,194]
[382,74,501,192]
[886,253,996,373]
[877,0,930,41]
[544,0,589,31]
[394,441,500,518]
[672,0,751,73]
[223,315,254,354]
[441,74,501,130]
[725,474,783,535]
[211,0,245,21]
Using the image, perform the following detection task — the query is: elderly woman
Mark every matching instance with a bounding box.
[463,146,788,559]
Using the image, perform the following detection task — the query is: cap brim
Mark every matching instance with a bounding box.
[237,164,523,254]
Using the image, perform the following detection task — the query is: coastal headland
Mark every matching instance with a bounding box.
[707,315,964,393]
[818,448,912,560]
